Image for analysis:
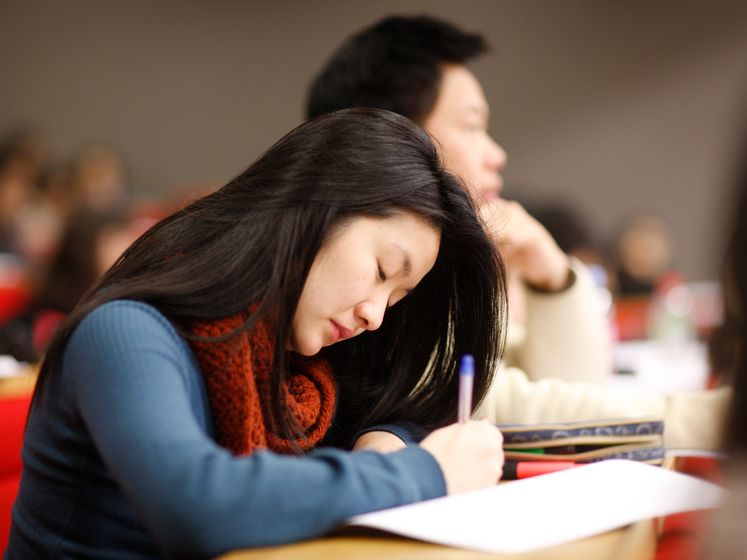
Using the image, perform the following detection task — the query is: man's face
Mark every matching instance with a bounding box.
[422,64,507,204]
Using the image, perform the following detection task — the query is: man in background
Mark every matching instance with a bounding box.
[307,15,610,385]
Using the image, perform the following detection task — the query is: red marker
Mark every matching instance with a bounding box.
[503,461,579,480]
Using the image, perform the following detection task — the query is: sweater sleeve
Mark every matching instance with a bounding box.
[517,258,612,383]
[66,302,446,558]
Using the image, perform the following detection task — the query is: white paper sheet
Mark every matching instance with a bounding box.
[344,459,724,554]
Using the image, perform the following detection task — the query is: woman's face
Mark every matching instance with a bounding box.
[291,212,441,356]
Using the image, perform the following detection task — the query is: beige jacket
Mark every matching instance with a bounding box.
[505,258,611,383]
[479,259,730,452]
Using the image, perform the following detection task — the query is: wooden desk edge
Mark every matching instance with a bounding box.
[221,460,677,559]
[220,517,656,560]
[0,367,38,398]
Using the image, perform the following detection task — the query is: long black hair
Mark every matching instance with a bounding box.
[34,108,507,448]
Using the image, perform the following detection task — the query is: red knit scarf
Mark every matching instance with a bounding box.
[186,311,336,456]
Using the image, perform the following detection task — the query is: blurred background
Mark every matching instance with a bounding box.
[2,0,746,278]
[1,0,747,363]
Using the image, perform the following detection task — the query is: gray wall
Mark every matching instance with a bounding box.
[2,0,746,280]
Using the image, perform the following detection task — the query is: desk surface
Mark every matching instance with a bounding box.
[221,517,655,560]
[223,459,678,559]
[0,369,37,398]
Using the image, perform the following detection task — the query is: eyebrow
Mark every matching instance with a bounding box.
[393,243,412,277]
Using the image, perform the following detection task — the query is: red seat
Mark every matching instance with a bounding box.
[613,296,652,340]
[0,394,31,552]
[0,282,32,326]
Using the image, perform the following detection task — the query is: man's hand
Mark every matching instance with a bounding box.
[480,199,571,292]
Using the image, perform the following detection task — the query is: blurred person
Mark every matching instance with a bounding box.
[37,164,77,223]
[307,15,610,385]
[609,213,683,341]
[72,143,130,213]
[6,109,507,558]
[0,130,49,328]
[0,130,45,255]
[0,165,29,255]
[11,199,64,275]
[0,128,46,186]
[613,213,675,297]
[0,207,140,362]
[15,164,80,273]
[0,130,66,275]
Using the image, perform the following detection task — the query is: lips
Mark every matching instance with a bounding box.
[495,176,504,193]
[330,320,354,342]
[482,177,503,201]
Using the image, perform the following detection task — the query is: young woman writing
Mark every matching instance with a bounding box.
[5,108,507,559]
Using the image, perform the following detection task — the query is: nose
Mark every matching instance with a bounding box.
[486,135,508,172]
[355,295,387,332]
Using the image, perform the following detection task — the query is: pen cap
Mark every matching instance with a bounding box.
[459,354,474,376]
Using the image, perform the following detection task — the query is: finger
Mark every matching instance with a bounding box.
[494,428,504,445]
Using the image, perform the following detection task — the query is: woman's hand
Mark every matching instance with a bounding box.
[420,420,504,495]
[352,431,407,453]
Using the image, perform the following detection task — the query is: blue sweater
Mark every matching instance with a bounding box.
[5,300,445,559]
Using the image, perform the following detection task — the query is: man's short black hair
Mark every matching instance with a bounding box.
[306,15,487,123]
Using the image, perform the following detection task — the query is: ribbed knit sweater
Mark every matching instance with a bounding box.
[5,300,445,559]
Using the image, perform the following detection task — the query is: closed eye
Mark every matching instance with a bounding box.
[377,263,387,282]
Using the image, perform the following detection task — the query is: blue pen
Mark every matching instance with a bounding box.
[457,354,474,423]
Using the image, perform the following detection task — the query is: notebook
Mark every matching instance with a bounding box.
[500,416,665,464]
